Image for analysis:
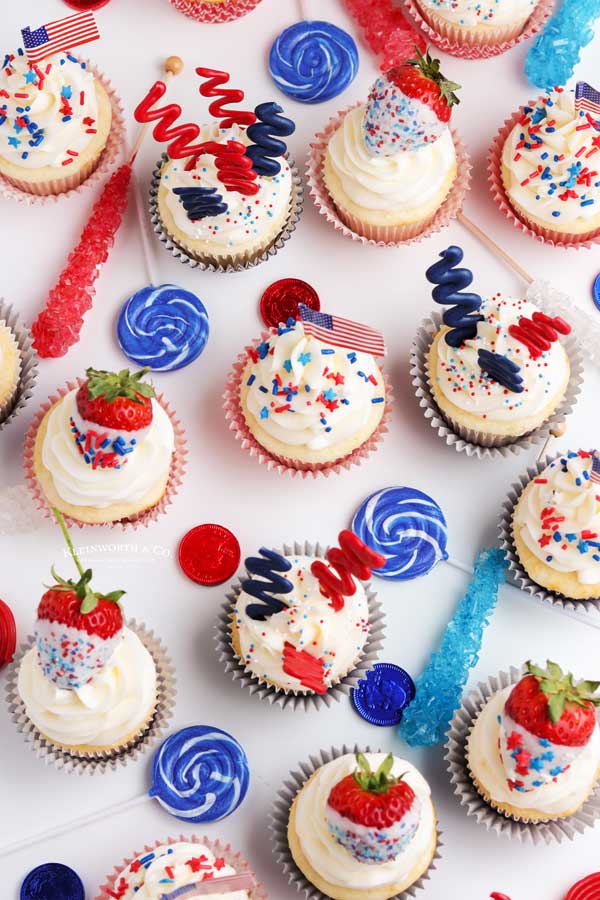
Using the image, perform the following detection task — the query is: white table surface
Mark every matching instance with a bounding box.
[2,1,600,897]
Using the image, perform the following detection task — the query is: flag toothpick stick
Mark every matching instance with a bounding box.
[457,212,534,285]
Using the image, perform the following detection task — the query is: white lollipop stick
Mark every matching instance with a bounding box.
[134,172,159,288]
[297,0,310,20]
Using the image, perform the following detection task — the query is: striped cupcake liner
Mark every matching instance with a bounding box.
[215,541,386,711]
[445,667,600,842]
[0,298,38,433]
[168,0,264,23]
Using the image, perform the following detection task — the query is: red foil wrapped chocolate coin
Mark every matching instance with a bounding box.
[564,873,600,900]
[0,598,16,667]
[178,524,241,586]
[260,278,320,329]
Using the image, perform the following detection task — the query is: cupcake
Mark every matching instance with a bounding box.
[466,662,600,822]
[286,751,438,900]
[227,532,385,700]
[413,0,539,47]
[232,311,388,472]
[0,318,21,423]
[512,451,600,601]
[321,50,460,242]
[15,513,158,757]
[0,49,112,196]
[424,246,573,447]
[97,836,265,899]
[30,367,176,525]
[497,87,600,244]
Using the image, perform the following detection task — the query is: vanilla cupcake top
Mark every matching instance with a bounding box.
[514,451,600,585]
[0,49,102,170]
[418,0,537,28]
[502,89,600,228]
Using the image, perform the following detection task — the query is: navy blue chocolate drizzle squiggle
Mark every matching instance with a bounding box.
[426,246,484,348]
[246,102,295,177]
[478,348,524,393]
[173,186,228,221]
[242,548,293,620]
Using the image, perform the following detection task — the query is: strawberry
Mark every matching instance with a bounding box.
[35,509,125,690]
[363,48,460,156]
[328,754,416,828]
[505,661,600,747]
[76,367,155,433]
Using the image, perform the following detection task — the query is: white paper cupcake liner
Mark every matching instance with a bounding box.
[215,540,386,711]
[271,745,443,899]
[444,667,600,842]
[0,298,38,432]
[410,307,584,459]
[149,152,303,272]
[5,619,176,775]
[498,454,600,616]
[0,57,125,205]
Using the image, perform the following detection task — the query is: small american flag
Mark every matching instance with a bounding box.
[591,453,600,486]
[22,11,100,64]
[299,305,386,357]
[575,82,600,122]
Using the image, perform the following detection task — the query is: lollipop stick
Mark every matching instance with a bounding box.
[457,212,534,286]
[0,793,149,859]
[297,0,309,20]
[134,173,159,287]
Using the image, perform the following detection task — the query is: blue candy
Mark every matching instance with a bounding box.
[117,283,209,372]
[246,101,295,176]
[426,246,483,348]
[525,0,600,89]
[352,487,448,581]
[21,864,84,900]
[269,20,358,104]
[149,725,250,823]
[352,663,416,727]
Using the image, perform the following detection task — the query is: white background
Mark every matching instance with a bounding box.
[1,1,600,898]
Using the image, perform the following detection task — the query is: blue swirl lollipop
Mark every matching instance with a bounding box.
[149,725,250,823]
[352,487,448,580]
[117,284,209,372]
[269,20,358,104]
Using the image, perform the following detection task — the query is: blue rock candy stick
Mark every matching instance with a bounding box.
[525,0,600,89]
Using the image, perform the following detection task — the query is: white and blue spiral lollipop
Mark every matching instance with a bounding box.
[117,284,209,372]
[149,725,250,823]
[269,20,359,104]
[352,487,448,580]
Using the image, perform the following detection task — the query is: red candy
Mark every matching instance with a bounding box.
[32,164,132,358]
[196,68,257,129]
[564,873,600,900]
[0,598,16,667]
[311,530,386,612]
[282,641,326,694]
[260,278,320,328]
[134,81,207,160]
[343,0,426,71]
[178,524,241,586]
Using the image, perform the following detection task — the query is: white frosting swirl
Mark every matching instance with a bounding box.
[41,390,174,509]
[294,753,435,890]
[468,687,600,815]
[243,321,385,451]
[235,554,370,692]
[112,842,248,900]
[417,0,537,27]
[161,124,291,249]
[514,452,600,584]
[0,51,100,169]
[502,91,600,228]
[433,295,569,422]
[17,627,156,747]
[327,105,456,213]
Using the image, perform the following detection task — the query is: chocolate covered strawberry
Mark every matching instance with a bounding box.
[71,367,156,470]
[499,661,600,793]
[326,753,421,864]
[35,509,125,690]
[363,48,460,156]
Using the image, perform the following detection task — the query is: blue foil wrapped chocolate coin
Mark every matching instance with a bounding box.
[269,21,358,104]
[593,272,600,313]
[352,663,416,726]
[21,863,84,900]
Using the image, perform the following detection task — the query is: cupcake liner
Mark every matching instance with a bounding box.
[223,333,393,478]
[271,745,443,899]
[306,104,471,248]
[444,667,600,842]
[488,101,600,249]
[5,619,176,776]
[169,0,264,23]
[0,57,125,205]
[23,378,188,530]
[216,541,386,711]
[498,454,600,616]
[402,0,552,58]
[410,307,584,459]
[96,834,267,900]
[149,152,303,273]
[0,298,38,432]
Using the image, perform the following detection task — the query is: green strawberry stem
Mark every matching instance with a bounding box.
[52,506,84,578]
[527,660,600,723]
